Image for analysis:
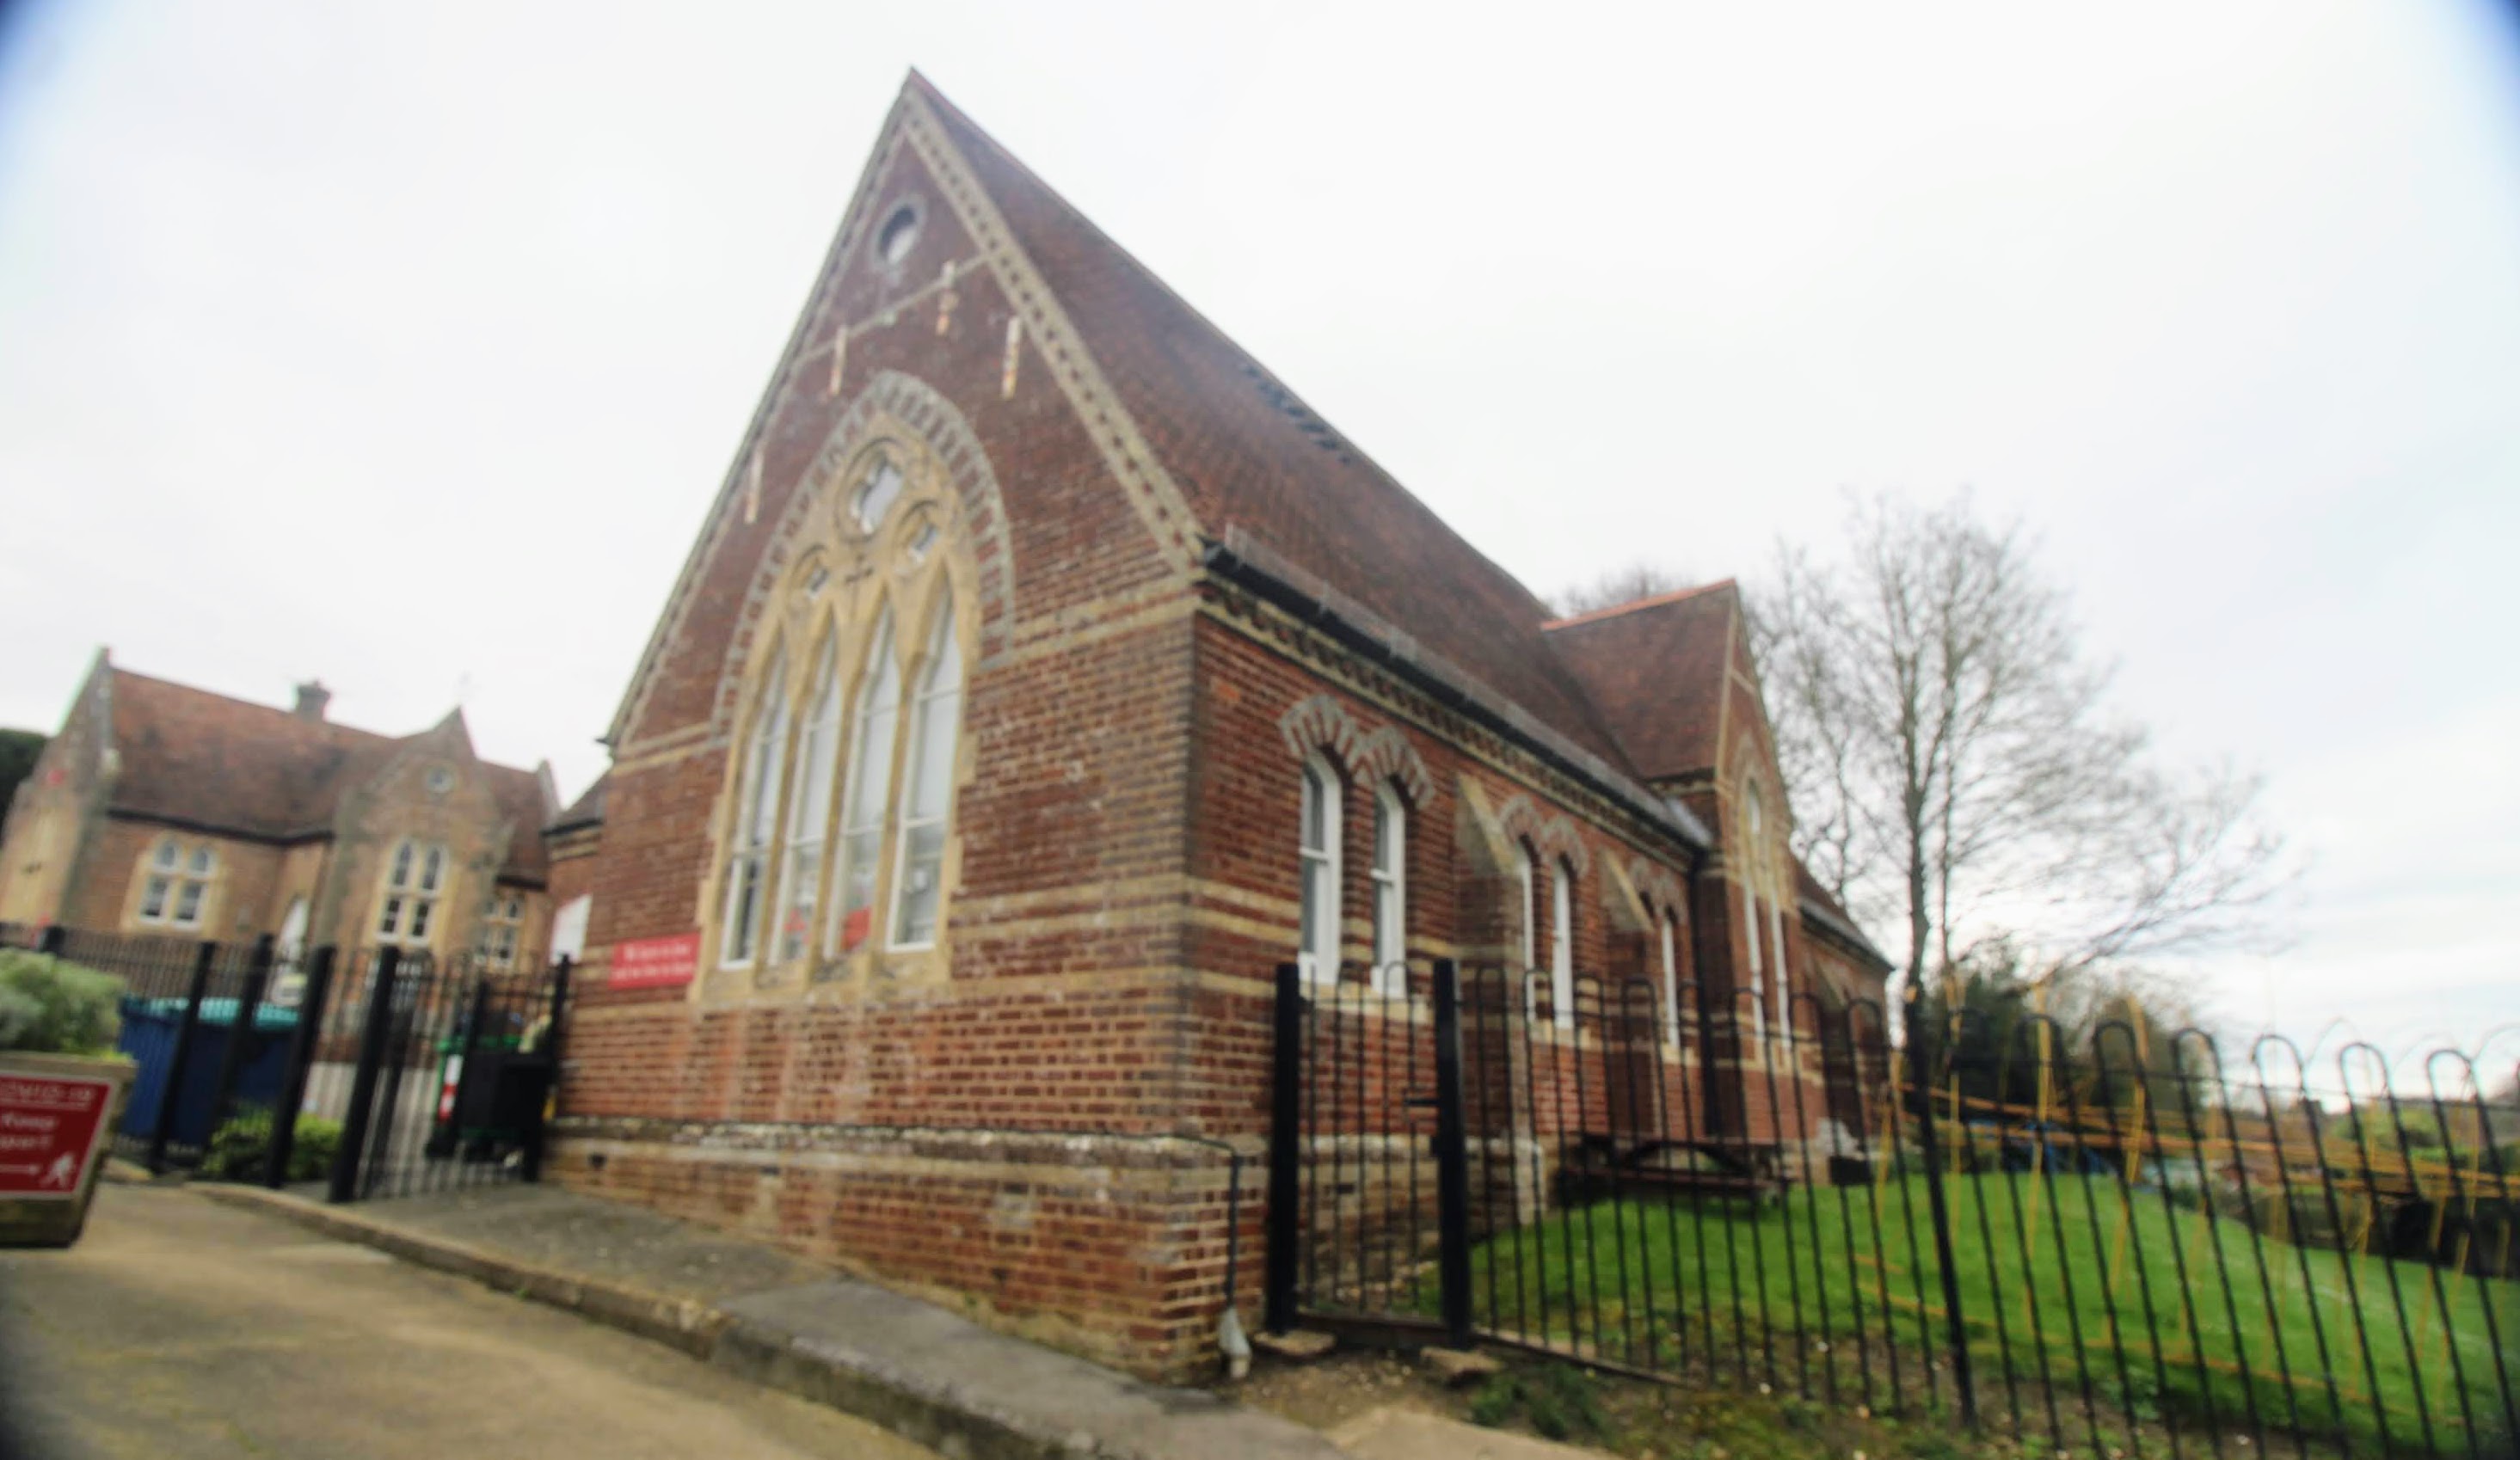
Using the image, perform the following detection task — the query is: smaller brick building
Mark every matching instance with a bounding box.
[0,650,561,966]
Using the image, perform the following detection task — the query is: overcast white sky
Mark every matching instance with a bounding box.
[3,2,2515,1059]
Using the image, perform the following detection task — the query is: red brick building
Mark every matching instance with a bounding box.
[556,74,1888,1377]
[0,651,560,967]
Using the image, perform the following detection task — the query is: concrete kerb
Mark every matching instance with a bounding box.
[192,1185,728,1359]
[187,1184,1345,1460]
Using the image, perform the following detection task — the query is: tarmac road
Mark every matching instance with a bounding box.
[0,1182,938,1460]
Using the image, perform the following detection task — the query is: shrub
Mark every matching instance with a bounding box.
[197,1106,341,1184]
[0,949,122,1055]
[1466,1364,1607,1442]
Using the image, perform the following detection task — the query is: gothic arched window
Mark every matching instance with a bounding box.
[704,430,980,992]
[1550,857,1576,1030]
[835,611,900,954]
[1297,756,1340,985]
[720,653,789,967]
[774,640,844,965]
[1368,782,1405,993]
[890,595,962,948]
[1660,907,1683,1046]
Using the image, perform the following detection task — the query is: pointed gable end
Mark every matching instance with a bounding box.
[1543,580,1742,783]
[607,72,1644,778]
[913,80,1635,771]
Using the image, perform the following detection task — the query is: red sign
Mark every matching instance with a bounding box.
[0,1072,115,1199]
[610,932,700,990]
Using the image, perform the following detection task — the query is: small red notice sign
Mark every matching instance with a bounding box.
[0,1073,114,1200]
[610,932,700,991]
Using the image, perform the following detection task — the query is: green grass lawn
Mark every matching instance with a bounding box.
[1441,1173,2518,1457]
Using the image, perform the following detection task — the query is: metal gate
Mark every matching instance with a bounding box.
[1263,959,2520,1460]
[6,924,569,1203]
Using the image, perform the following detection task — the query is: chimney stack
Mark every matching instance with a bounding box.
[293,679,331,722]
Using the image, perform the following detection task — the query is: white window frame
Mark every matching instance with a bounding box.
[1550,859,1575,1030]
[1660,910,1682,1046]
[1743,784,1769,1045]
[888,598,964,952]
[138,838,215,929]
[1514,841,1538,1020]
[1297,756,1341,985]
[773,641,845,966]
[1743,881,1766,1046]
[1768,894,1791,1040]
[718,656,789,969]
[1368,784,1405,994]
[831,611,901,957]
[276,895,310,957]
[378,838,451,948]
[549,893,592,963]
[476,892,525,969]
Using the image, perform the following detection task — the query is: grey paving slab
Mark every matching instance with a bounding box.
[189,1181,1348,1460]
[0,1182,938,1460]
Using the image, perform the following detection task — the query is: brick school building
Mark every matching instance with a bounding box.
[554,73,1888,1378]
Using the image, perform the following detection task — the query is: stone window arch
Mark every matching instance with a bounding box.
[704,426,981,995]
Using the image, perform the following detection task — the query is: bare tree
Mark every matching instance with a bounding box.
[1550,561,1693,618]
[1749,491,2295,1005]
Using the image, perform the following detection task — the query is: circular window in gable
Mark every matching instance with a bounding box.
[426,767,454,795]
[876,204,920,267]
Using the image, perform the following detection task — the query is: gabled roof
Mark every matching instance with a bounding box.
[1540,580,1742,782]
[1794,856,1893,973]
[914,80,1638,774]
[102,667,550,883]
[548,770,607,834]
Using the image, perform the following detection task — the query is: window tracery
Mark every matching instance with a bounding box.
[704,429,979,995]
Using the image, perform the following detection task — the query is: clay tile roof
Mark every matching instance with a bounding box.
[1540,580,1740,782]
[1792,855,1892,972]
[106,668,550,883]
[482,764,552,884]
[915,80,1638,774]
[548,770,607,833]
[108,671,396,837]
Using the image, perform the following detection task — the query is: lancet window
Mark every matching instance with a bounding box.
[706,438,975,989]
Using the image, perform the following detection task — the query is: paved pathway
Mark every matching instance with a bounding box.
[0,1183,937,1460]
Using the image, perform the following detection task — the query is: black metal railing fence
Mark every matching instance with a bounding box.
[1269,959,2520,1460]
[3,923,569,1205]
